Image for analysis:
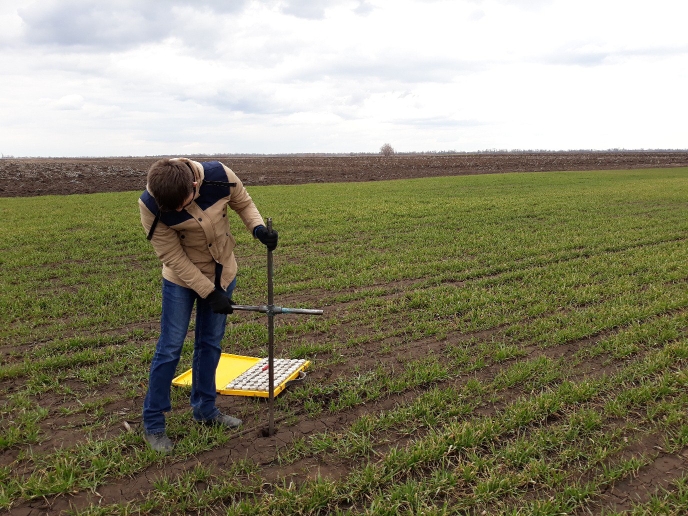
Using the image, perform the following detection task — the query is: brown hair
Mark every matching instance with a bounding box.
[146,159,194,211]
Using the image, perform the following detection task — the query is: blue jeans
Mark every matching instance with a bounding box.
[143,277,236,434]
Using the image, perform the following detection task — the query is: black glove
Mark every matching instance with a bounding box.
[254,225,279,251]
[206,289,234,314]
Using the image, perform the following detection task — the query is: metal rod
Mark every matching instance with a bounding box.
[230,304,324,315]
[240,217,323,437]
[267,218,275,436]
[278,307,324,315]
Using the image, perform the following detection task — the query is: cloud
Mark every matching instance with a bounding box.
[16,0,250,50]
[42,94,86,110]
[18,1,165,48]
[493,0,556,10]
[278,0,371,19]
[292,54,483,84]
[280,0,329,19]
[544,49,611,67]
[177,88,287,115]
[391,116,482,128]
[1,0,687,156]
[353,1,376,15]
[542,43,688,68]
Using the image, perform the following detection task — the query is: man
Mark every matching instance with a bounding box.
[139,157,278,453]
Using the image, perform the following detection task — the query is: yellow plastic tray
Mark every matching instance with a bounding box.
[172,353,310,397]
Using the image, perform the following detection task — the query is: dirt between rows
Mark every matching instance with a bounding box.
[1,151,687,197]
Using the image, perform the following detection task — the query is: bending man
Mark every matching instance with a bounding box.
[139,158,278,453]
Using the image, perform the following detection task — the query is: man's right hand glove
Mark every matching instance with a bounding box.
[254,225,279,251]
[206,289,234,314]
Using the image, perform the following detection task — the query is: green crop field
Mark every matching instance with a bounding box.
[2,168,688,514]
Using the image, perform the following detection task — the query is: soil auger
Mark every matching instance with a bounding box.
[229,218,323,436]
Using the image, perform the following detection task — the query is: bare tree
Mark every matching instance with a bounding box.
[380,143,395,157]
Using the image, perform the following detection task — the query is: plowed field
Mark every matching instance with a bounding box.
[1,151,687,196]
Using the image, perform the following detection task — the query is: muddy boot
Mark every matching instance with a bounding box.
[144,432,174,453]
[198,412,242,429]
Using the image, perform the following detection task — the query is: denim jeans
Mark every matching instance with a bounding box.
[143,277,236,434]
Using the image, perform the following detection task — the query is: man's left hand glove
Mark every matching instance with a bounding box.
[206,289,234,314]
[254,225,278,251]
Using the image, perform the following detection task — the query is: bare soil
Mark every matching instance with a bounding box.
[1,151,687,197]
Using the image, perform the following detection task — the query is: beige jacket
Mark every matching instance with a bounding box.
[139,158,264,298]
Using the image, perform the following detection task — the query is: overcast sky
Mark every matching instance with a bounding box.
[0,0,686,157]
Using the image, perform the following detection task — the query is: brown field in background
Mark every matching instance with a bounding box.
[1,151,687,197]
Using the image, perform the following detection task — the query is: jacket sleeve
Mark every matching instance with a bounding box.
[139,199,216,298]
[222,164,265,232]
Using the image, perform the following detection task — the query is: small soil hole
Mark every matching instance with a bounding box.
[260,427,277,437]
